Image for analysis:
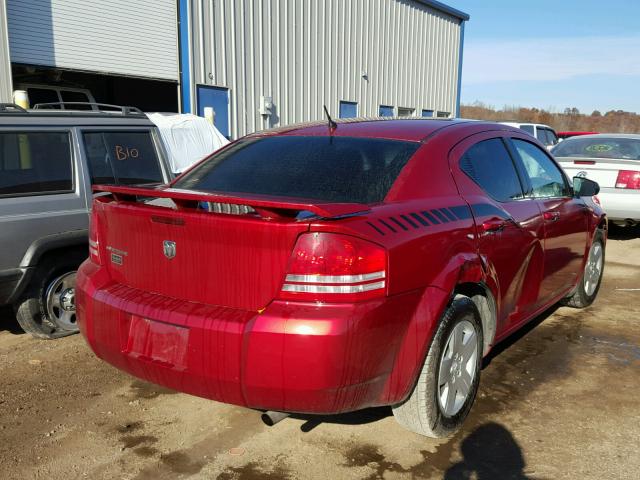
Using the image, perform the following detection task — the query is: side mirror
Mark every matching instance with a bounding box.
[573,176,600,197]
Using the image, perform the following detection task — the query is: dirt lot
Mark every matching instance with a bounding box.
[1,229,639,480]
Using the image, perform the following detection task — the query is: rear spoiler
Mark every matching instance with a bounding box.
[92,185,370,219]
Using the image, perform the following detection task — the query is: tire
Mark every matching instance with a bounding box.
[14,255,83,339]
[562,230,605,309]
[392,296,483,438]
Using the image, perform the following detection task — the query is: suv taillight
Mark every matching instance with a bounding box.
[615,170,640,189]
[279,232,387,302]
[88,207,101,265]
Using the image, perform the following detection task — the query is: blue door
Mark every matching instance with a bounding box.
[197,85,230,138]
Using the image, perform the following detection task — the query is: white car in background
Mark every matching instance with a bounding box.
[501,122,559,150]
[552,134,640,227]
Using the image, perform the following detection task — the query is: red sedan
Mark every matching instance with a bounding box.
[76,119,606,437]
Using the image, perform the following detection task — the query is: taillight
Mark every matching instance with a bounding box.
[88,206,102,265]
[615,170,640,189]
[279,232,387,302]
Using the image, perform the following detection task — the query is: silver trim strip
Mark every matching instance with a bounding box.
[89,239,99,248]
[285,271,385,284]
[282,280,386,294]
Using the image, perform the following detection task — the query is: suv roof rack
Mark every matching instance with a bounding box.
[32,102,146,117]
[0,103,28,113]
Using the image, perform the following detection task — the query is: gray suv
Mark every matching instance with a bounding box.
[0,103,173,338]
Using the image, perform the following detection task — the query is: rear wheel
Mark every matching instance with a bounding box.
[563,230,605,308]
[392,297,483,437]
[15,266,80,339]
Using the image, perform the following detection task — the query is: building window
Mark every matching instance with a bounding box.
[397,107,415,118]
[339,101,358,119]
[379,105,394,117]
[421,109,434,118]
[437,111,451,118]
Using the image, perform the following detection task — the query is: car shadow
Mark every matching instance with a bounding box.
[482,304,560,368]
[607,224,640,240]
[0,305,24,335]
[291,406,392,432]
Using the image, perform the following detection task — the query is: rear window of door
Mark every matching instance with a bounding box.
[0,131,73,196]
[520,125,535,136]
[60,90,93,110]
[82,131,164,185]
[26,88,60,108]
[173,136,419,204]
[460,138,525,202]
[536,128,549,145]
[511,139,571,198]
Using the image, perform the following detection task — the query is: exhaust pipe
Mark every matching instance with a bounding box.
[261,411,290,426]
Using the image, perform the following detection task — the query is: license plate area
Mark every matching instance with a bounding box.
[125,316,189,371]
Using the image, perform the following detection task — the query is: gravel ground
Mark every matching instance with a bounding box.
[1,228,639,480]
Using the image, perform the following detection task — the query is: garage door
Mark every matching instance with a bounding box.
[6,0,178,81]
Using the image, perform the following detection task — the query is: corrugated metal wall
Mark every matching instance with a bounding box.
[190,0,463,139]
[6,0,179,81]
[0,0,11,102]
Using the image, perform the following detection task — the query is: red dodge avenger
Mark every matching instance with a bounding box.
[77,118,606,437]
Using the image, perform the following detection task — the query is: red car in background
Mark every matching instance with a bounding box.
[77,119,606,437]
[558,131,599,140]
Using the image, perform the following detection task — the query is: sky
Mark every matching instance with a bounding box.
[449,0,640,113]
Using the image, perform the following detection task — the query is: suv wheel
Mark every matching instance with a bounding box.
[15,267,79,339]
[392,297,483,437]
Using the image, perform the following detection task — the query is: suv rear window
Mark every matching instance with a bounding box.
[0,131,73,196]
[83,131,164,185]
[174,136,419,203]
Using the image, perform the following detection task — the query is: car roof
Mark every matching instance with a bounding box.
[252,117,491,142]
[0,110,155,127]
[0,103,155,127]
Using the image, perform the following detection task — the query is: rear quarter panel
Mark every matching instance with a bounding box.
[310,137,484,403]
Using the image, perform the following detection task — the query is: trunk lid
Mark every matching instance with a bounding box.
[93,186,369,311]
[556,157,640,188]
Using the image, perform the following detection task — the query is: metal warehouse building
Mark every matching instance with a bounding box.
[0,0,468,139]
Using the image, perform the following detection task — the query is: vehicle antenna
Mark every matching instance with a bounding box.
[323,105,337,131]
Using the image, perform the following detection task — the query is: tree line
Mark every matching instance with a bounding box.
[460,102,640,134]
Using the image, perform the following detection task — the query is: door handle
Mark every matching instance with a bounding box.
[481,217,508,233]
[544,211,560,222]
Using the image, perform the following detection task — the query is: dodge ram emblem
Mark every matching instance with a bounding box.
[577,171,588,178]
[163,240,176,259]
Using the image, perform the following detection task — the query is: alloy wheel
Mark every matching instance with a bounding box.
[438,319,479,417]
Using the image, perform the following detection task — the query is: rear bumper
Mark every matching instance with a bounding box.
[599,189,640,222]
[76,260,425,414]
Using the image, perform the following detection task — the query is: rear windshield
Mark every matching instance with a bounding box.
[552,137,640,160]
[83,131,164,185]
[174,136,420,203]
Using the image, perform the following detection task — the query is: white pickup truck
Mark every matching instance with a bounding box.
[500,122,559,150]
